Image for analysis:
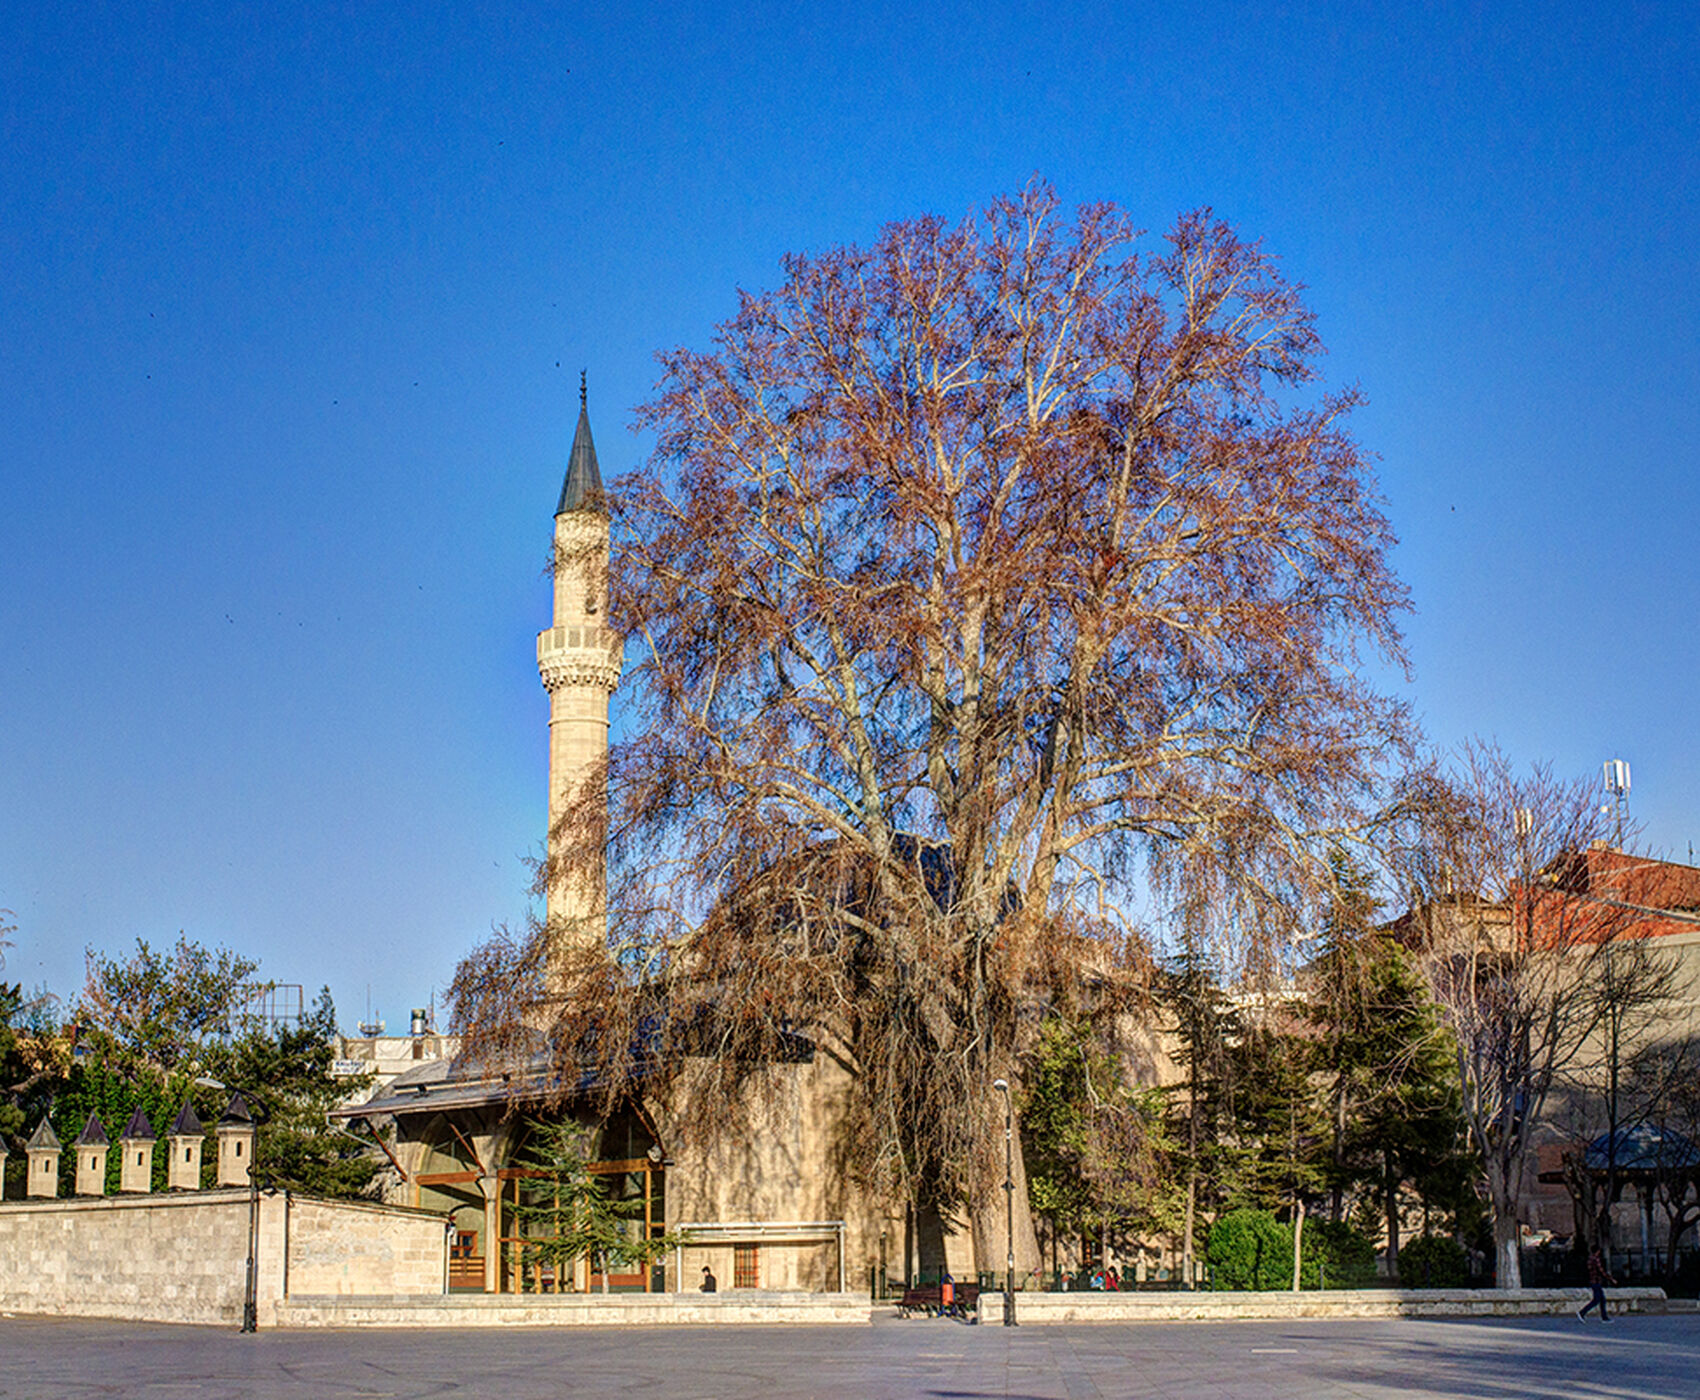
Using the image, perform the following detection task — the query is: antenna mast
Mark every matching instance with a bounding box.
[1602,759,1631,848]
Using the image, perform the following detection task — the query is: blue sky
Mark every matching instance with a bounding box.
[3,1,1696,1028]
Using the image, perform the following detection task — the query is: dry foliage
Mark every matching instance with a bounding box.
[1391,741,1645,1286]
[451,185,1410,1265]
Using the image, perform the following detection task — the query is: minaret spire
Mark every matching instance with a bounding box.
[537,384,622,968]
[556,375,606,515]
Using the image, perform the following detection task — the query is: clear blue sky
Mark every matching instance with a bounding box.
[3,1,1696,1028]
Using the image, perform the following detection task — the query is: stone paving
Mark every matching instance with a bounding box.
[0,1311,1695,1398]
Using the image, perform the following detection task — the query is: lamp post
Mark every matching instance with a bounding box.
[197,1075,265,1333]
[992,1078,1017,1326]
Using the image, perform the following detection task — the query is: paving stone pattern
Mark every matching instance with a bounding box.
[0,1313,1695,1399]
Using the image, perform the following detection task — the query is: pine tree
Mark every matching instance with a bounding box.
[507,1119,685,1293]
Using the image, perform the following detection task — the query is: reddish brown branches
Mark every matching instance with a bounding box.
[452,185,1411,1260]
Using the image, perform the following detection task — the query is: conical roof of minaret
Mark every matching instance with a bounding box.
[27,1117,60,1151]
[555,373,607,516]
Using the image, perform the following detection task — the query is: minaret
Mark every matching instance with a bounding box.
[536,375,622,963]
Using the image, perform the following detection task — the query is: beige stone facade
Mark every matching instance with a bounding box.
[0,1189,447,1326]
[536,400,621,957]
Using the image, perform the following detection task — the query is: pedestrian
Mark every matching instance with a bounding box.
[1577,1246,1613,1321]
[700,1265,718,1293]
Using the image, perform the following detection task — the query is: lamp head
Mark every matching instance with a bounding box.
[992,1078,1009,1092]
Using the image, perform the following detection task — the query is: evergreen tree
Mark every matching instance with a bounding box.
[1156,939,1243,1284]
[201,988,378,1199]
[1302,858,1473,1275]
[1021,1015,1177,1276]
[507,1118,686,1293]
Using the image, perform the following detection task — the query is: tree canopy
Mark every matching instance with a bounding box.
[452,184,1412,1270]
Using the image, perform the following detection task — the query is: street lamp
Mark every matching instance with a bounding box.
[197,1075,266,1333]
[992,1078,1017,1326]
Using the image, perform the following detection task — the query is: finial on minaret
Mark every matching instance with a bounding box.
[556,377,607,516]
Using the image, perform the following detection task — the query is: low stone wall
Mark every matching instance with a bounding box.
[0,1189,447,1326]
[975,1286,1670,1325]
[275,1290,873,1327]
[281,1196,448,1297]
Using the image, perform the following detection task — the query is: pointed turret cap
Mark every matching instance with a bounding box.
[555,373,607,516]
[26,1118,61,1151]
[121,1106,156,1142]
[76,1112,108,1147]
[217,1091,254,1127]
[169,1099,204,1136]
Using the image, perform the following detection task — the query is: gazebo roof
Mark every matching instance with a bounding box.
[1584,1124,1700,1174]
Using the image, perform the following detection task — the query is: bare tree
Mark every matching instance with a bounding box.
[453,185,1411,1272]
[1393,744,1638,1288]
[1627,1037,1700,1278]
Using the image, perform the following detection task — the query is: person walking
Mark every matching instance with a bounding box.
[1578,1246,1614,1321]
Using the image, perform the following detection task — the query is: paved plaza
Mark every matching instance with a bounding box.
[0,1312,1695,1399]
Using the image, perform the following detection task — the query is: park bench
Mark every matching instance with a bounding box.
[896,1281,981,1319]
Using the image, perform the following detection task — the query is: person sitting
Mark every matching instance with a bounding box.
[700,1265,718,1293]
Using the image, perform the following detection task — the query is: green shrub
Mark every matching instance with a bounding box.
[1397,1234,1468,1288]
[1206,1208,1293,1290]
[1301,1219,1379,1289]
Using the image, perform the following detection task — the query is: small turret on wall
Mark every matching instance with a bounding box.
[215,1093,256,1188]
[75,1114,110,1196]
[26,1119,61,1197]
[167,1099,205,1190]
[119,1106,157,1193]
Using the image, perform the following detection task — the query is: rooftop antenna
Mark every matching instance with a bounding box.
[1602,759,1630,849]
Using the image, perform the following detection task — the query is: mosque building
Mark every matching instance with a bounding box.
[335,389,899,1295]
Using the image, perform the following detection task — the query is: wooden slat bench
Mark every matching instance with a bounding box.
[896,1281,981,1319]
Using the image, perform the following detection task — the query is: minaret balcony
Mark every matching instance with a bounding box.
[537,625,624,692]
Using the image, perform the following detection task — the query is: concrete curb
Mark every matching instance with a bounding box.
[976,1287,1672,1324]
[275,1291,874,1327]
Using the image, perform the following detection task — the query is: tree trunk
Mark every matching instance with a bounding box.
[1181,1083,1199,1289]
[969,1124,1042,1284]
[915,1191,949,1281]
[1493,1211,1522,1290]
[1182,1169,1197,1291]
[1383,1147,1401,1280]
[1291,1198,1305,1292]
[1331,1076,1347,1224]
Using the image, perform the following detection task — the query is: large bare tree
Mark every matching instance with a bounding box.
[1393,744,1644,1288]
[452,185,1410,1272]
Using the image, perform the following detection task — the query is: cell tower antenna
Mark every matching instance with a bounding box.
[1602,759,1631,848]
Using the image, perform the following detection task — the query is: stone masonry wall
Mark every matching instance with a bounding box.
[0,1189,447,1325]
[284,1195,447,1296]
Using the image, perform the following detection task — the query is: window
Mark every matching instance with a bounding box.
[734,1245,759,1290]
